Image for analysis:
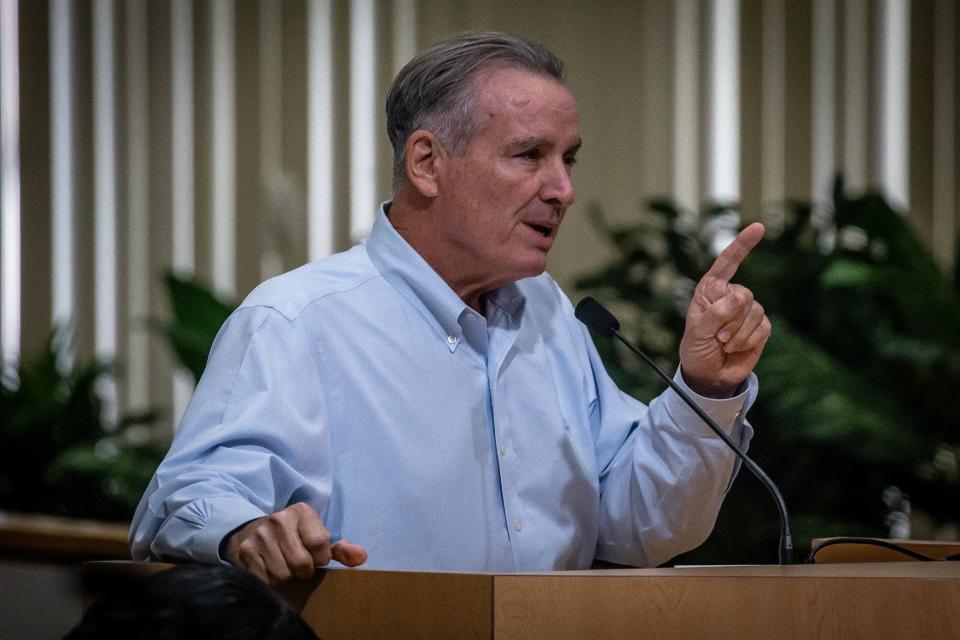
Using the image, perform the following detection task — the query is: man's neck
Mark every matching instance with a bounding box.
[388,196,499,314]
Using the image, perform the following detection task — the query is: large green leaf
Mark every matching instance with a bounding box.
[160,272,236,381]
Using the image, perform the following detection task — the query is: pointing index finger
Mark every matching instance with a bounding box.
[704,222,765,283]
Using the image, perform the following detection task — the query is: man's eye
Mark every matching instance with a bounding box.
[516,149,540,160]
[564,156,578,167]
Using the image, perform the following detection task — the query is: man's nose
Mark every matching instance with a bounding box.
[541,159,576,206]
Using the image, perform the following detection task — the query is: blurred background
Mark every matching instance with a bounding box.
[0,0,958,636]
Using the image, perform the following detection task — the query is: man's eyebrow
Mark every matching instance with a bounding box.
[505,136,583,153]
[505,136,551,151]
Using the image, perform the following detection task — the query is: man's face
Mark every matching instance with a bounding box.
[433,67,581,292]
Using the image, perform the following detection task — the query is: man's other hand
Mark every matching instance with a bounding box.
[224,502,367,585]
[679,222,771,398]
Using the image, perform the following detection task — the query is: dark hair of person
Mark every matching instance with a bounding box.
[64,564,319,640]
[385,31,565,188]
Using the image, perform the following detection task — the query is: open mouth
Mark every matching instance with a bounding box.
[527,223,552,237]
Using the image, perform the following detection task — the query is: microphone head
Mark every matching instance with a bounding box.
[575,297,620,338]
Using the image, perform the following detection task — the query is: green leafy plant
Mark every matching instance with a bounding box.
[575,178,960,563]
[0,331,166,521]
[0,272,235,523]
[158,271,236,383]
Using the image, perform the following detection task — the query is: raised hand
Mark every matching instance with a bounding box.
[679,222,771,398]
[224,502,367,585]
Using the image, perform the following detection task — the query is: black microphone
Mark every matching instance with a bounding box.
[575,296,795,565]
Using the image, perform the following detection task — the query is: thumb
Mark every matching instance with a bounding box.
[690,292,741,338]
[331,539,368,567]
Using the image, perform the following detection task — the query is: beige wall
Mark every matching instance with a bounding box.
[3,0,958,429]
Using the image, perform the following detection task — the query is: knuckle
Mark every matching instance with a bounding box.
[292,548,315,568]
[274,504,303,525]
[290,502,310,515]
[305,529,331,549]
[717,296,738,316]
[266,512,287,529]
[293,503,318,522]
[252,526,272,545]
[238,539,258,558]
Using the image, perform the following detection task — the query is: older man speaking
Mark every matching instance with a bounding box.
[131,32,770,585]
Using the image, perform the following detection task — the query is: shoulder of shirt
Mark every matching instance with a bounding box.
[236,244,381,321]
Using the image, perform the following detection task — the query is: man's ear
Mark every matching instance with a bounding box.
[404,130,444,198]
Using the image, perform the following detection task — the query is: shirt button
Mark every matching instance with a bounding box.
[513,519,522,532]
[499,442,507,456]
[447,335,458,344]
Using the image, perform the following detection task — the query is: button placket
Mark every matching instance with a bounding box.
[492,395,517,542]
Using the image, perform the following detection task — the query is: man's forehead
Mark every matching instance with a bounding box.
[470,68,580,139]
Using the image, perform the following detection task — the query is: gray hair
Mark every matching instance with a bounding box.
[385,32,565,189]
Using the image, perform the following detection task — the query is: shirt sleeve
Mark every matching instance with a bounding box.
[128,305,333,564]
[582,325,757,568]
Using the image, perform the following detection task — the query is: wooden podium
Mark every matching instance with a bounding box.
[82,560,960,639]
[272,562,960,639]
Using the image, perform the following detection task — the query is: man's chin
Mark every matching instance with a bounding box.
[514,258,549,281]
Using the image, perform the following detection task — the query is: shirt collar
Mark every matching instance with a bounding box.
[365,203,528,350]
[366,203,472,350]
[484,281,526,324]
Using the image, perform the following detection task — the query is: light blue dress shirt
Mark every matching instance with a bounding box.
[130,205,756,571]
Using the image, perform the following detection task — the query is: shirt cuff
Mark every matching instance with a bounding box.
[171,495,266,565]
[664,368,756,436]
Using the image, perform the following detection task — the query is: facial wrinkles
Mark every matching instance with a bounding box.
[506,130,579,225]
[439,71,580,289]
